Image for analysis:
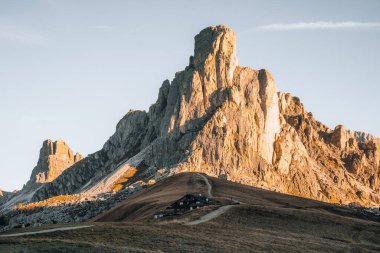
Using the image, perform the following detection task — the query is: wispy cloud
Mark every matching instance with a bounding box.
[0,26,47,46]
[254,22,380,32]
[91,25,115,30]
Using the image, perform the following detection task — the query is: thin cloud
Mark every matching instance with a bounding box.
[0,26,47,46]
[92,25,115,30]
[254,21,380,31]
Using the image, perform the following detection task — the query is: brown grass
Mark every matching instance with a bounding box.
[2,173,379,252]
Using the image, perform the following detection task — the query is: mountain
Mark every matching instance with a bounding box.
[25,139,83,191]
[0,139,82,210]
[0,25,379,252]
[25,25,380,207]
[0,190,15,206]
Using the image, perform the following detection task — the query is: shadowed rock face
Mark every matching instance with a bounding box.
[24,140,82,191]
[0,190,15,206]
[31,25,380,207]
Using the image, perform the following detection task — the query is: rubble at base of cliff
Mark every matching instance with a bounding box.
[1,175,379,234]
[0,179,153,233]
[346,204,380,222]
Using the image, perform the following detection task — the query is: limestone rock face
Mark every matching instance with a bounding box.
[24,140,82,191]
[31,25,380,207]
[194,25,237,90]
[331,125,348,148]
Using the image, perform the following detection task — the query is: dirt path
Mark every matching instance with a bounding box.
[0,225,93,238]
[185,174,239,226]
[197,173,213,197]
[197,173,244,204]
[185,205,235,225]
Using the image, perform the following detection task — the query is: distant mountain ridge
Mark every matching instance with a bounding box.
[2,25,379,209]
[0,139,81,210]
[25,139,82,191]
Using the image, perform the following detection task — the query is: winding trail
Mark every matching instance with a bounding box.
[186,205,235,225]
[0,225,93,238]
[186,173,239,226]
[197,173,213,197]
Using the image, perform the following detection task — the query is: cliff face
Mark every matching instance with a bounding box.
[31,25,380,207]
[24,140,82,191]
[0,190,15,206]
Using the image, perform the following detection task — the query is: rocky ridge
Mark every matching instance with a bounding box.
[24,139,83,191]
[0,140,82,212]
[4,25,380,209]
[0,190,15,206]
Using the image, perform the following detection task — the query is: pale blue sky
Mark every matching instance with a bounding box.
[0,0,379,191]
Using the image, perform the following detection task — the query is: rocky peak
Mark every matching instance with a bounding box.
[30,25,380,207]
[194,25,237,88]
[189,25,239,112]
[25,139,82,190]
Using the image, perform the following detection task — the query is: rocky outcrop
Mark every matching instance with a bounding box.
[331,125,348,149]
[0,190,16,207]
[24,140,82,191]
[30,25,380,207]
[0,140,82,211]
[0,190,4,205]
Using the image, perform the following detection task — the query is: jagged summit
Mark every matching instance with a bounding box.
[193,25,237,88]
[24,139,82,190]
[6,25,379,208]
[0,139,83,210]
